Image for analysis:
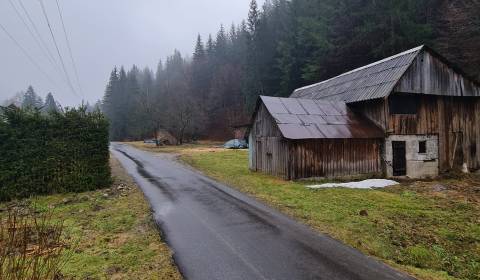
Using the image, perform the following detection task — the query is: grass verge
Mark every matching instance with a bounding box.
[0,155,182,280]
[176,148,480,280]
[127,140,223,154]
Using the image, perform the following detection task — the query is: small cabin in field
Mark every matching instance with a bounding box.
[249,45,480,179]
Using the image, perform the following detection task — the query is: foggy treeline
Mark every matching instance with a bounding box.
[102,0,480,143]
[2,85,100,114]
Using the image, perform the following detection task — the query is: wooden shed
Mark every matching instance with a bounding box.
[249,96,384,179]
[250,45,480,179]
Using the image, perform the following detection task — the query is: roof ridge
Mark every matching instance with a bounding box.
[293,45,424,95]
[260,95,346,103]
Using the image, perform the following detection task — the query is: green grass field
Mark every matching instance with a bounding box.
[0,155,182,280]
[180,148,480,280]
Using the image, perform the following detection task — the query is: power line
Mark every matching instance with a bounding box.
[8,0,50,64]
[17,0,58,68]
[8,0,69,86]
[55,0,83,97]
[0,22,57,86]
[17,0,82,99]
[38,0,80,98]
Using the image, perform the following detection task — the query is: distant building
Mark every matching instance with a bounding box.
[155,129,178,145]
[231,123,250,139]
[249,46,480,179]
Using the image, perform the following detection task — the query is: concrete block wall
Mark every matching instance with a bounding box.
[384,134,439,178]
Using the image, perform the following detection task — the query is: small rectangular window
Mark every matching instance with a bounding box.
[419,141,427,154]
[389,94,418,114]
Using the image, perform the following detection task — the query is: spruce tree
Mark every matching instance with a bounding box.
[102,68,119,139]
[206,34,215,58]
[192,35,209,107]
[247,0,259,36]
[43,92,58,113]
[193,34,205,61]
[22,86,43,109]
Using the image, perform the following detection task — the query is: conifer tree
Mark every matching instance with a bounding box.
[247,0,259,36]
[43,92,58,113]
[22,86,43,109]
[102,68,119,139]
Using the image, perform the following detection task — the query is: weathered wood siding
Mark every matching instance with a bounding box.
[353,95,480,172]
[349,50,480,173]
[385,95,480,171]
[349,99,388,130]
[249,104,289,178]
[249,103,383,179]
[289,139,382,179]
[395,50,480,97]
[389,50,480,171]
[352,97,480,173]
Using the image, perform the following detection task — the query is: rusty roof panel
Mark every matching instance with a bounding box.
[291,46,423,102]
[260,96,383,139]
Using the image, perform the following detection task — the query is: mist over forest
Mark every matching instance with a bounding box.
[101,0,480,142]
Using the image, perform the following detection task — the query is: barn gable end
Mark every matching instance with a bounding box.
[394,49,480,97]
[249,103,289,178]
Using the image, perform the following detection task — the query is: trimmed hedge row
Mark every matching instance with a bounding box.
[0,106,111,201]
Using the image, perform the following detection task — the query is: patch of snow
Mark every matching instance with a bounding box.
[306,179,399,189]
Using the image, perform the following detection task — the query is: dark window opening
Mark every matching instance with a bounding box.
[392,141,407,176]
[419,141,427,154]
[389,94,418,115]
[471,143,477,158]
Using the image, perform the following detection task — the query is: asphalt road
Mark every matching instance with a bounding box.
[110,143,414,280]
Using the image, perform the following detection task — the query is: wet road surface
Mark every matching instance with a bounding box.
[111,143,414,280]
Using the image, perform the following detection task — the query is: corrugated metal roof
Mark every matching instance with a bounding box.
[260,96,383,139]
[290,45,424,102]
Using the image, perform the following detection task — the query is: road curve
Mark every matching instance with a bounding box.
[110,143,414,280]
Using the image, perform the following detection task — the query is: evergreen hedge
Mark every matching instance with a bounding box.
[0,106,111,201]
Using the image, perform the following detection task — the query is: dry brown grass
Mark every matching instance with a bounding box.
[127,141,225,154]
[0,209,66,280]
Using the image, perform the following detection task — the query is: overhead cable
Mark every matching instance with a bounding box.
[38,0,80,98]
[0,22,57,86]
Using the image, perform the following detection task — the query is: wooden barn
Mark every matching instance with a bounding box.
[249,45,480,179]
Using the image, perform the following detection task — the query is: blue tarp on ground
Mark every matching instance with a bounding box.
[224,139,248,149]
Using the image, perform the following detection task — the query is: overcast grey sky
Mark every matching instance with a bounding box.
[0,0,263,106]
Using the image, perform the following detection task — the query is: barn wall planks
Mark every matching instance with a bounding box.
[249,103,383,179]
[354,95,480,172]
[395,51,480,97]
[249,103,289,178]
[386,96,480,171]
[289,139,382,179]
[390,48,480,170]
[349,99,388,130]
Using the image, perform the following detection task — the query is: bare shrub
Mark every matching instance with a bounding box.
[0,209,66,280]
